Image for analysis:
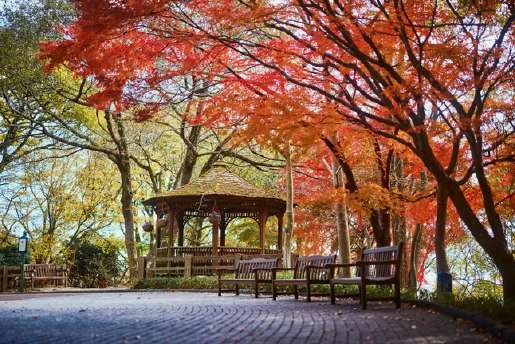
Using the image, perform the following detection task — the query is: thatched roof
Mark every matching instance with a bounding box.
[144,164,286,207]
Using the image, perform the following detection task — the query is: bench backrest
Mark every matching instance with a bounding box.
[25,264,65,278]
[235,258,279,280]
[294,255,336,280]
[361,243,402,279]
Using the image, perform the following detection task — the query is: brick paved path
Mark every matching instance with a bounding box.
[0,292,495,343]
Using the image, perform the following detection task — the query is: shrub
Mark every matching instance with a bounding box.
[69,241,122,288]
[134,276,218,290]
[417,289,515,325]
[0,244,31,265]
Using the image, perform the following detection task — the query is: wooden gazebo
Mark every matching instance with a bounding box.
[141,164,286,277]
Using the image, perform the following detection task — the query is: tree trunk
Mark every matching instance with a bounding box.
[435,182,451,292]
[391,155,408,287]
[178,125,201,187]
[331,161,351,277]
[110,113,137,281]
[322,137,391,247]
[415,132,515,303]
[409,224,423,291]
[118,160,137,280]
[283,142,294,268]
[135,227,143,258]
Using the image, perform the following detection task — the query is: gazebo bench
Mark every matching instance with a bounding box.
[272,255,336,302]
[218,257,279,298]
[327,243,403,309]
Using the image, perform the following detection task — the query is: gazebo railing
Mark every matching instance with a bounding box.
[141,249,282,279]
[155,246,280,257]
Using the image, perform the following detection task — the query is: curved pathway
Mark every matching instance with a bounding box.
[0,292,495,343]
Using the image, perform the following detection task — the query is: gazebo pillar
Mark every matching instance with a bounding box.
[277,213,284,250]
[259,209,268,253]
[220,212,226,247]
[212,222,219,255]
[167,205,175,257]
[178,213,184,247]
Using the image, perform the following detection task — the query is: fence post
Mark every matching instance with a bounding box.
[184,255,192,278]
[1,266,7,292]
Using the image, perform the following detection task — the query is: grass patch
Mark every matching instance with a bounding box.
[415,290,515,325]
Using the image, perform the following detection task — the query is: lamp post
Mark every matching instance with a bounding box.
[18,232,28,292]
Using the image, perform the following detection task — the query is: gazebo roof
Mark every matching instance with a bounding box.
[144,164,286,207]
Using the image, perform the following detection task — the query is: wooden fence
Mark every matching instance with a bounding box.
[155,246,280,258]
[1,265,21,292]
[138,252,282,280]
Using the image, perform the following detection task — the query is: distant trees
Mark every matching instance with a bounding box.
[4,0,512,301]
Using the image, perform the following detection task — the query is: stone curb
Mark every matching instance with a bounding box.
[406,300,515,343]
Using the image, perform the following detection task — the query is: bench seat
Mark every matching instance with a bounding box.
[218,257,279,298]
[328,243,403,309]
[272,255,336,302]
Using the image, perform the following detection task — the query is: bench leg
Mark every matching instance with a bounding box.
[272,282,277,301]
[330,282,336,305]
[254,282,259,298]
[235,284,239,296]
[218,278,222,296]
[294,285,298,300]
[361,283,367,310]
[306,283,311,302]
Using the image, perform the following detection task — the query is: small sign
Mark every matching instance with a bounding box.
[18,238,27,253]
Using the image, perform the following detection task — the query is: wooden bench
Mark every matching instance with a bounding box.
[217,257,279,298]
[272,255,336,302]
[25,264,69,289]
[328,243,403,309]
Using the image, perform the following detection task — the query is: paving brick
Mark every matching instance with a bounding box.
[0,292,498,343]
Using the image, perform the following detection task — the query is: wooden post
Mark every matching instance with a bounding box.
[166,206,175,269]
[178,218,184,247]
[277,213,284,251]
[2,266,7,292]
[156,227,162,249]
[220,213,226,247]
[259,209,268,253]
[137,257,145,281]
[167,206,175,252]
[212,221,219,256]
[184,255,192,278]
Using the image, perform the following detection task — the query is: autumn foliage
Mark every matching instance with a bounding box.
[41,0,514,300]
